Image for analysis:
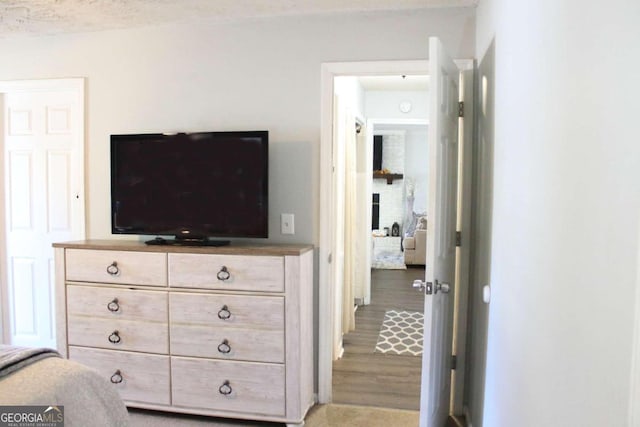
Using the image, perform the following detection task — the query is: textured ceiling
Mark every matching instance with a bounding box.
[0,0,478,37]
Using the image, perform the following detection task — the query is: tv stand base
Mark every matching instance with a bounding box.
[145,237,231,247]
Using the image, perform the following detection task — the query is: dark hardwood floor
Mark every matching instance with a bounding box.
[332,266,426,411]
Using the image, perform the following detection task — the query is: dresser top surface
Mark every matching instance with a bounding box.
[53,240,313,256]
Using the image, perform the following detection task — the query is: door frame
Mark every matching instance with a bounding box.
[451,61,475,415]
[0,78,86,344]
[318,60,474,410]
[627,214,640,425]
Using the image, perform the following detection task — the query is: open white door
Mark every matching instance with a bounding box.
[419,37,460,426]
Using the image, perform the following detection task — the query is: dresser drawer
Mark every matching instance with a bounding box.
[170,292,283,362]
[68,317,168,354]
[67,285,168,353]
[170,293,283,330]
[168,253,283,292]
[69,347,170,405]
[171,357,285,416]
[67,285,168,322]
[65,249,167,286]
[170,325,283,363]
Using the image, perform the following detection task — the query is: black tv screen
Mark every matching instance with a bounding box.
[111,131,268,244]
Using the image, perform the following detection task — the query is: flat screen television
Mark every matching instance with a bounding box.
[110,131,268,246]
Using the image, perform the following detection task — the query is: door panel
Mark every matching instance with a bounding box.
[8,151,32,230]
[47,151,73,232]
[420,37,460,427]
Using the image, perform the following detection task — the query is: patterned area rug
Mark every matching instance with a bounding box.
[375,310,424,356]
[371,251,406,270]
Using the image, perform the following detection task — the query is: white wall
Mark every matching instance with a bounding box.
[364,89,429,225]
[365,90,428,120]
[0,8,475,245]
[370,129,428,235]
[473,1,640,426]
[404,127,429,213]
[372,134,405,232]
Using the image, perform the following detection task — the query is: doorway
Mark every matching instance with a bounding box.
[0,78,85,348]
[319,60,431,403]
[318,58,474,420]
[331,75,430,409]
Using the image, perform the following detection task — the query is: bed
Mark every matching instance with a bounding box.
[0,345,129,426]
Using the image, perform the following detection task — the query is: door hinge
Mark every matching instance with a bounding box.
[451,354,457,370]
[455,231,462,247]
[458,101,464,118]
[328,253,332,263]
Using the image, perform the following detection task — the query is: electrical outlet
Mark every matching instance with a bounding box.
[281,213,295,235]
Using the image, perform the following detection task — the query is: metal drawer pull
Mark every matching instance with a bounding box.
[217,266,231,281]
[107,298,120,312]
[106,261,120,276]
[108,330,121,344]
[110,370,123,384]
[217,339,231,354]
[218,380,232,395]
[217,305,231,320]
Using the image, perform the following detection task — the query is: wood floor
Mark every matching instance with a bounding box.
[332,266,426,411]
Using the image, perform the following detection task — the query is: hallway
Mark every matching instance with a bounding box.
[332,267,425,410]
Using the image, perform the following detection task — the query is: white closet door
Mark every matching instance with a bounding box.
[2,80,85,348]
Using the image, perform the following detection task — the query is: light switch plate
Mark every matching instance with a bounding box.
[281,213,295,235]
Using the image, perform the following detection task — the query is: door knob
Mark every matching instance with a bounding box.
[413,280,433,295]
[435,280,450,294]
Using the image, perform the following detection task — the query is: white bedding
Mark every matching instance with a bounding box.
[0,353,129,426]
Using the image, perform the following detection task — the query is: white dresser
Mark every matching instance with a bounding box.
[53,240,314,426]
